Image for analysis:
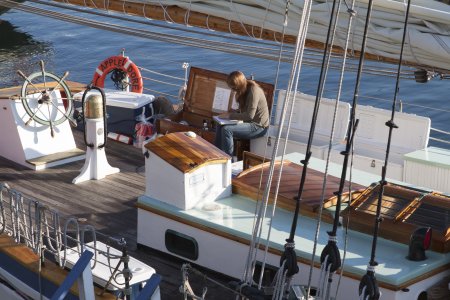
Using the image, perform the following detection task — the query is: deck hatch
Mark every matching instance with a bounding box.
[343,182,450,252]
[165,229,199,261]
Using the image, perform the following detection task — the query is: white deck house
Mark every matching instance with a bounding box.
[142,132,232,210]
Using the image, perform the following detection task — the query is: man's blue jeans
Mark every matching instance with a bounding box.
[214,123,268,156]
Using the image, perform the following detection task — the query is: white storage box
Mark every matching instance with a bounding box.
[251,90,350,159]
[74,89,155,136]
[404,147,450,194]
[144,132,231,210]
[330,105,431,181]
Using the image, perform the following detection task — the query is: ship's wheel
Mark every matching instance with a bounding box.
[18,60,75,136]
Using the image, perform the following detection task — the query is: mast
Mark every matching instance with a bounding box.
[360,1,413,299]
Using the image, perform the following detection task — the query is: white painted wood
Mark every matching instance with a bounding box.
[251,90,350,160]
[61,241,158,291]
[329,105,431,181]
[144,150,231,210]
[137,208,448,300]
[0,91,83,170]
[73,118,119,184]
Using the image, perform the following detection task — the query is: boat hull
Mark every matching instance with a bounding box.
[137,201,450,300]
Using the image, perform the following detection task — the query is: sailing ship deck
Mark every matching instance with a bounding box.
[0,128,236,299]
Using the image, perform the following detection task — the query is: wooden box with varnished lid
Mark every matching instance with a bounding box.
[143,132,232,210]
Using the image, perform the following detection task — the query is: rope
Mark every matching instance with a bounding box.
[183,0,192,27]
[258,0,273,39]
[0,184,8,234]
[1,0,424,78]
[228,0,252,38]
[157,0,175,24]
[307,1,357,298]
[252,1,291,289]
[142,3,152,20]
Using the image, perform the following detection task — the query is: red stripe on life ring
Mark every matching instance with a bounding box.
[92,55,143,93]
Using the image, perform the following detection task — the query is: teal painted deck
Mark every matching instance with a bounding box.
[139,151,449,287]
[138,193,449,287]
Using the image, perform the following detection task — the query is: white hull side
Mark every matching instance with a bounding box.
[137,208,449,300]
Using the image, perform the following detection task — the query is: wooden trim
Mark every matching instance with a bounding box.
[0,81,86,100]
[242,151,269,170]
[136,202,449,291]
[394,195,423,223]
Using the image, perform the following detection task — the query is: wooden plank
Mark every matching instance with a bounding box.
[233,160,365,212]
[145,132,229,173]
[0,129,234,299]
[0,81,86,99]
[26,148,85,166]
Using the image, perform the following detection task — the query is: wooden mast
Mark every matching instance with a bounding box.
[54,0,430,70]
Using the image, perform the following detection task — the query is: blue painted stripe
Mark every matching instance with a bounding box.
[0,251,78,300]
[51,250,94,300]
[136,274,162,300]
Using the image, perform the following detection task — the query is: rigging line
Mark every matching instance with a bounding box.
[229,0,253,38]
[243,0,313,287]
[183,0,192,27]
[3,0,400,78]
[334,141,356,299]
[31,0,291,51]
[308,0,357,296]
[3,1,282,60]
[258,0,273,39]
[157,0,175,23]
[138,67,186,81]
[5,1,422,77]
[402,0,421,69]
[287,0,341,245]
[141,76,182,87]
[360,1,412,299]
[251,1,294,291]
[28,0,289,54]
[142,87,178,98]
[261,0,316,290]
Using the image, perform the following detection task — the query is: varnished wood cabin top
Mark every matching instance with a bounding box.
[145,132,230,173]
[233,160,365,219]
[0,81,86,99]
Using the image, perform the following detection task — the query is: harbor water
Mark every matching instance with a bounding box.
[1,4,449,146]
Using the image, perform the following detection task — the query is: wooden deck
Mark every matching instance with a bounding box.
[0,129,235,299]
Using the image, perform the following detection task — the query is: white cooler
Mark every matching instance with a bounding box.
[74,89,155,136]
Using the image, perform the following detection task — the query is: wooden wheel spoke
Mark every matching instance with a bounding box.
[47,103,55,137]
[17,70,44,96]
[25,104,44,126]
[40,60,48,91]
[50,71,70,93]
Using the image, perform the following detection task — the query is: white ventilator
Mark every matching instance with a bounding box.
[73,93,119,184]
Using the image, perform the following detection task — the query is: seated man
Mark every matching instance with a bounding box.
[214,71,269,157]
